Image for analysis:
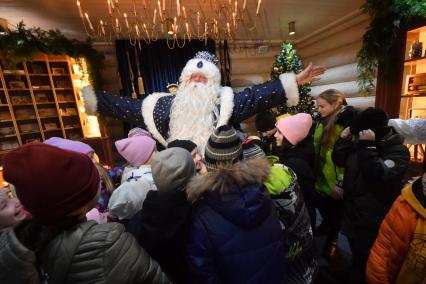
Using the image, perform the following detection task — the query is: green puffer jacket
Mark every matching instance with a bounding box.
[0,221,170,284]
[313,120,345,196]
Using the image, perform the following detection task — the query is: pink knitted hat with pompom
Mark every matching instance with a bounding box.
[276,113,313,145]
[115,135,156,167]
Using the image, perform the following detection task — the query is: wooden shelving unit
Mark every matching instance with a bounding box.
[0,54,85,153]
[400,27,426,120]
[404,56,426,66]
[399,26,426,166]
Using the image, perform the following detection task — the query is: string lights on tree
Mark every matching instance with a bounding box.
[271,42,315,115]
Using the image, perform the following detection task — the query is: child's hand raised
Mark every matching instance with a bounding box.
[359,129,375,141]
[331,185,344,199]
[340,127,351,141]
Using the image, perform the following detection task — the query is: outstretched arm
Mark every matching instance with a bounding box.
[296,63,326,85]
[230,64,326,124]
[82,86,145,127]
[230,76,296,124]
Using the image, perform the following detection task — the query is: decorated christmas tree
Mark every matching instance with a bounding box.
[271,42,314,115]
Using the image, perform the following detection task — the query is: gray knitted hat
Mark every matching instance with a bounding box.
[204,125,242,171]
[242,143,266,161]
[152,148,195,191]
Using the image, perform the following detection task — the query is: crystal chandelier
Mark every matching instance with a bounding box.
[76,0,264,49]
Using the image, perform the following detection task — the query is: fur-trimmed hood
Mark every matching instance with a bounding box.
[187,159,271,202]
[186,159,272,228]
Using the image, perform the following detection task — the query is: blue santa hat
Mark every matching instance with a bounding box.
[179,51,221,86]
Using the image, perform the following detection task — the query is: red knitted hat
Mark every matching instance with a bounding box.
[3,142,100,225]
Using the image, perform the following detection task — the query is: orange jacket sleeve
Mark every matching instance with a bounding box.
[366,195,417,284]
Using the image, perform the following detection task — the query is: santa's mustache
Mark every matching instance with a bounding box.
[175,78,220,108]
[178,81,205,93]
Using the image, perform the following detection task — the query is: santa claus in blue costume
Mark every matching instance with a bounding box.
[83,51,325,154]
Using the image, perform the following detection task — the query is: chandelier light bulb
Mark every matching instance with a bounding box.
[288,21,295,35]
[167,18,174,35]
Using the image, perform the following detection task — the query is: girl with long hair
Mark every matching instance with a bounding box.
[313,89,356,258]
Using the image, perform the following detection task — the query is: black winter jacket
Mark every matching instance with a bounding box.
[332,128,410,242]
[127,189,191,284]
[276,136,316,208]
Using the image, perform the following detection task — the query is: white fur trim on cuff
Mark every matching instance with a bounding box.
[141,93,170,146]
[217,86,234,128]
[82,86,98,115]
[388,118,426,144]
[279,73,299,107]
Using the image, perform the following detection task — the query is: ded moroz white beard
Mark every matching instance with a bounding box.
[169,79,221,155]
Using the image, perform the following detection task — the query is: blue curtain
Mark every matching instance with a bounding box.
[115,39,216,96]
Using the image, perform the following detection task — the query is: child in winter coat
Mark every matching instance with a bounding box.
[0,188,26,230]
[255,111,278,155]
[168,139,207,174]
[108,128,157,221]
[127,148,196,283]
[274,113,316,228]
[366,171,426,284]
[186,125,286,284]
[312,89,357,257]
[332,107,410,282]
[243,141,317,284]
[44,137,114,223]
[0,143,170,284]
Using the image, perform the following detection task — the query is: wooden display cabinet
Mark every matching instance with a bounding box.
[0,54,102,158]
[400,26,426,120]
[399,26,426,165]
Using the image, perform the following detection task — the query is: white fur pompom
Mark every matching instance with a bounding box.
[82,86,98,115]
[279,73,299,107]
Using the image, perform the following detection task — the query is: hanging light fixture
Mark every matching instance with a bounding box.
[166,18,174,35]
[0,18,8,35]
[288,21,295,35]
[75,0,268,49]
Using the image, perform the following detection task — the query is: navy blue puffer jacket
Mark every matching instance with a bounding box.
[186,159,286,284]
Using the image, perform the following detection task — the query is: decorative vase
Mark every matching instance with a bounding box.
[409,42,423,59]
